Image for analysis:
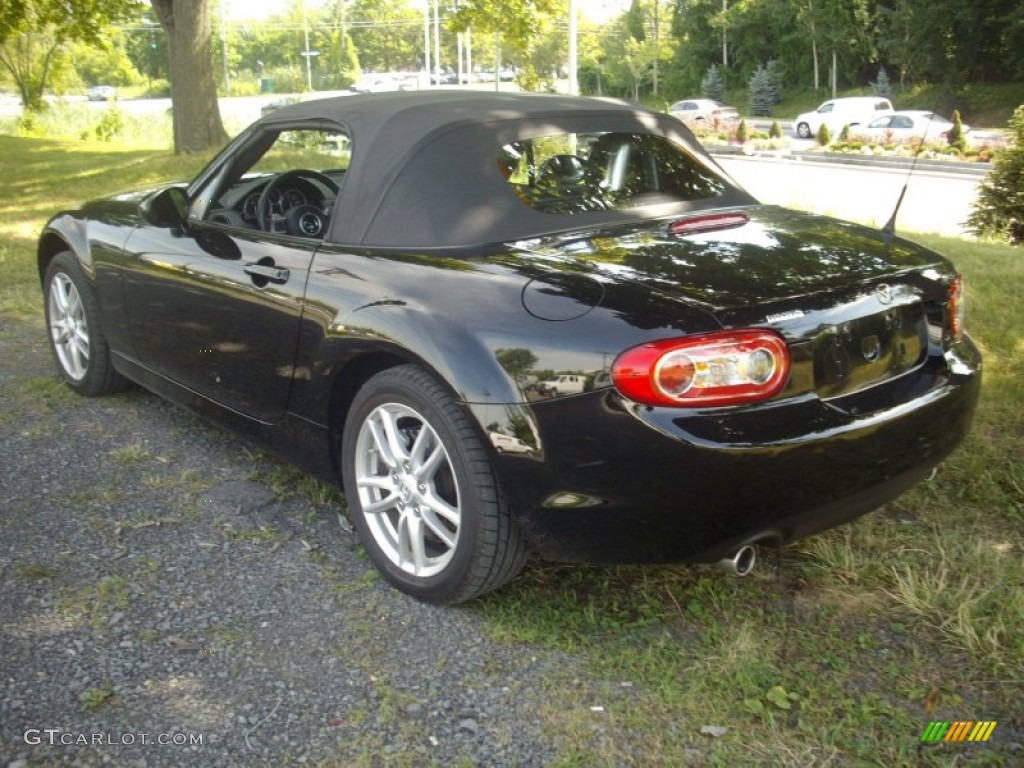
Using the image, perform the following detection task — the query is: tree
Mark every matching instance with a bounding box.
[871,65,891,98]
[150,0,227,154]
[349,0,420,74]
[700,63,725,102]
[0,0,140,110]
[748,61,780,116]
[495,348,538,377]
[449,0,558,67]
[966,105,1024,245]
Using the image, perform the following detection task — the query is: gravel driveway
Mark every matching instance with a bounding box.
[0,319,570,767]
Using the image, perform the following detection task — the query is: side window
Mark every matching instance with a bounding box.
[892,116,913,129]
[204,128,350,238]
[819,103,834,114]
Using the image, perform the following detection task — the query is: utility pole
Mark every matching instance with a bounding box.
[456,0,463,86]
[302,2,313,91]
[422,2,430,86]
[433,0,441,84]
[652,0,659,96]
[338,0,347,74]
[568,0,577,95]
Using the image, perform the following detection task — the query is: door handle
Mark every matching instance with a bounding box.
[243,262,290,285]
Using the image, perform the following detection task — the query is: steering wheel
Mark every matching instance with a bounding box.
[537,154,585,186]
[257,169,340,238]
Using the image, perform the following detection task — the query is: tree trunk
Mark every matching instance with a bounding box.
[831,49,837,98]
[722,0,728,68]
[150,0,228,154]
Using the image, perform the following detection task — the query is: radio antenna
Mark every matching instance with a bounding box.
[881,107,943,239]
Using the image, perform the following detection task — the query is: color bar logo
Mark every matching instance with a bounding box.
[921,721,997,743]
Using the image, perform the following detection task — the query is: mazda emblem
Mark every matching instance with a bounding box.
[876,283,893,305]
[861,334,882,362]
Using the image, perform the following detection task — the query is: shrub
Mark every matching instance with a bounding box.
[736,119,749,143]
[769,120,782,139]
[14,111,41,137]
[142,79,171,98]
[816,122,832,146]
[966,105,1024,244]
[93,108,124,142]
[839,124,852,142]
[947,109,967,152]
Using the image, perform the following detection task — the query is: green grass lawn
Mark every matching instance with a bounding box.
[2,136,1020,766]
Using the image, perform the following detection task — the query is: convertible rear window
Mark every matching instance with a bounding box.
[499,132,727,214]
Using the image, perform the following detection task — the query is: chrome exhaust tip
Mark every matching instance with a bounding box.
[716,545,756,576]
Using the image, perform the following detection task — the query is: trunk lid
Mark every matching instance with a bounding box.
[510,205,957,403]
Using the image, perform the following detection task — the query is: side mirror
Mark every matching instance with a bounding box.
[140,186,188,228]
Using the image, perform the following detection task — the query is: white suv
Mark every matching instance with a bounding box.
[535,374,585,396]
[794,97,894,138]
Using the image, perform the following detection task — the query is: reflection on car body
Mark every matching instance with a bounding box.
[38,92,980,604]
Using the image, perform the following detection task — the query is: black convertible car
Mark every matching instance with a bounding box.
[39,92,981,602]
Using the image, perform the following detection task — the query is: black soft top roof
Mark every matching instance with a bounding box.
[258,91,754,249]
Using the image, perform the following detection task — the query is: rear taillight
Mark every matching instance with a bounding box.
[947,274,964,341]
[612,330,790,407]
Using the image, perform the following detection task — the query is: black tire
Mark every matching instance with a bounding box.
[341,364,529,603]
[796,122,812,139]
[43,251,128,397]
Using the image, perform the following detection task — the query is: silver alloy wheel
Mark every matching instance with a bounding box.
[353,402,461,578]
[48,272,90,381]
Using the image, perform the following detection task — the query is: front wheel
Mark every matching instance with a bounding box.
[43,251,128,396]
[341,365,528,603]
[796,122,812,139]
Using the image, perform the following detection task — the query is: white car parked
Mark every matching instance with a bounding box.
[860,111,969,142]
[669,99,740,126]
[795,97,894,138]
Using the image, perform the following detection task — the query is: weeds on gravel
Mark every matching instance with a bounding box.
[79,682,115,711]
[15,564,57,580]
[109,441,151,464]
[246,450,344,507]
[60,573,132,631]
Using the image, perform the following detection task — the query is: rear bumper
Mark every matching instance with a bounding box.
[498,339,981,564]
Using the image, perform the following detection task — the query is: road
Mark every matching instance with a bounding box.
[717,154,982,238]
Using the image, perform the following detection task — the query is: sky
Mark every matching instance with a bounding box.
[225,0,629,24]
